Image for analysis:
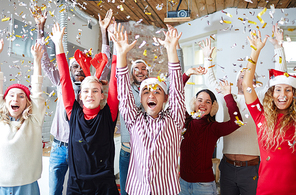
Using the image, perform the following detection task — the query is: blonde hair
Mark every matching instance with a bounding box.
[0,96,32,130]
[261,86,296,151]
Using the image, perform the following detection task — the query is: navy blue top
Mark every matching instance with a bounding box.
[67,100,118,194]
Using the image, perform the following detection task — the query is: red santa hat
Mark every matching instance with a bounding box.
[269,69,296,88]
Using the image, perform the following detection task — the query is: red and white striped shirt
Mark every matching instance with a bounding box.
[117,62,185,195]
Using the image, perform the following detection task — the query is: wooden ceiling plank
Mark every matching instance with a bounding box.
[236,0,248,8]
[225,0,235,8]
[206,0,216,14]
[124,0,151,25]
[276,0,292,8]
[145,1,167,28]
[287,0,296,7]
[247,0,259,8]
[196,0,208,17]
[266,0,281,8]
[216,0,225,11]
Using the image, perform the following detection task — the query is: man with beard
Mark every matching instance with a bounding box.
[31,8,113,195]
[118,24,184,195]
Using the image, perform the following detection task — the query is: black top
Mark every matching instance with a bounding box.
[67,101,119,195]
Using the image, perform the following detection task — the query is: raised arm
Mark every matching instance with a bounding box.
[214,81,243,137]
[51,23,75,119]
[199,38,219,91]
[31,7,60,86]
[167,24,184,72]
[96,9,113,81]
[30,42,46,124]
[111,22,138,129]
[183,66,207,85]
[269,23,287,72]
[243,30,268,104]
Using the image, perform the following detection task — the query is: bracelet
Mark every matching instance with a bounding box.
[248,58,256,65]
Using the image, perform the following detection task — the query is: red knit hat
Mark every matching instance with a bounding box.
[3,84,31,101]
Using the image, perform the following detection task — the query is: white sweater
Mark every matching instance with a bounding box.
[204,48,287,156]
[0,72,46,187]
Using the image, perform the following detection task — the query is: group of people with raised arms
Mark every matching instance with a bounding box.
[0,7,296,195]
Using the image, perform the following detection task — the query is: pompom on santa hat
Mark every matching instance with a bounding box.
[269,69,296,88]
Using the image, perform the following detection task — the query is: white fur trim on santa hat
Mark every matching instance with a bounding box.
[139,78,167,97]
[130,60,150,74]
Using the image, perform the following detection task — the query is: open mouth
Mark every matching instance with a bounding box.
[278,96,287,102]
[11,105,20,110]
[147,101,157,108]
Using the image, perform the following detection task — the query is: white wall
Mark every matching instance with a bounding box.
[176,7,296,159]
[0,0,100,142]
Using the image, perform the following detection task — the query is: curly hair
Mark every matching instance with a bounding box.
[0,97,32,130]
[261,86,296,151]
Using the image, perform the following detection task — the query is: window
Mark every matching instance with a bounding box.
[282,28,296,74]
[180,33,217,111]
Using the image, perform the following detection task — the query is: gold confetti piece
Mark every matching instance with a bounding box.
[257,7,267,24]
[223,20,232,24]
[279,56,282,64]
[134,0,137,2]
[278,147,281,150]
[44,36,50,42]
[41,5,47,11]
[27,75,30,78]
[253,176,257,180]
[188,23,191,26]
[59,4,63,7]
[250,45,257,51]
[262,22,267,28]
[256,26,260,30]
[59,8,65,13]
[145,12,151,15]
[50,58,56,62]
[235,116,245,126]
[143,49,147,56]
[10,79,15,81]
[19,11,23,16]
[45,42,49,45]
[97,0,102,6]
[26,80,30,83]
[47,105,50,109]
[69,57,74,60]
[119,5,124,11]
[31,28,36,31]
[251,32,257,36]
[248,58,256,65]
[49,11,54,17]
[230,83,233,86]
[226,13,232,18]
[187,82,195,85]
[288,28,295,32]
[15,35,22,38]
[55,98,58,102]
[22,54,25,57]
[2,17,11,22]
[238,17,244,21]
[284,72,289,77]
[208,65,215,68]
[210,35,215,40]
[248,20,257,25]
[52,92,56,96]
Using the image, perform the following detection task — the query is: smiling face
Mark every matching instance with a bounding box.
[132,62,148,85]
[273,84,294,114]
[80,82,104,109]
[70,62,86,82]
[141,86,168,119]
[195,92,212,116]
[5,88,28,119]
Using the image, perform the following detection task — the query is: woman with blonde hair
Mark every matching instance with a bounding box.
[179,67,243,195]
[0,40,46,195]
[243,30,296,194]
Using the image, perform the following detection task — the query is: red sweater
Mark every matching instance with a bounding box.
[180,73,242,182]
[56,53,118,121]
[247,98,296,195]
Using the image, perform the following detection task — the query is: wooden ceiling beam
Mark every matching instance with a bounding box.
[276,0,292,8]
[206,0,217,14]
[225,0,235,8]
[216,0,225,11]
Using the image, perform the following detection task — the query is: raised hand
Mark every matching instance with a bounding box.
[50,23,65,45]
[218,80,231,96]
[99,9,113,30]
[0,39,4,54]
[199,38,215,58]
[31,43,44,62]
[247,30,268,52]
[166,24,181,49]
[110,22,137,55]
[158,29,182,51]
[269,23,284,48]
[30,7,47,31]
[186,66,207,77]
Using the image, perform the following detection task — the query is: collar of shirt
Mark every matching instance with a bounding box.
[9,116,20,121]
